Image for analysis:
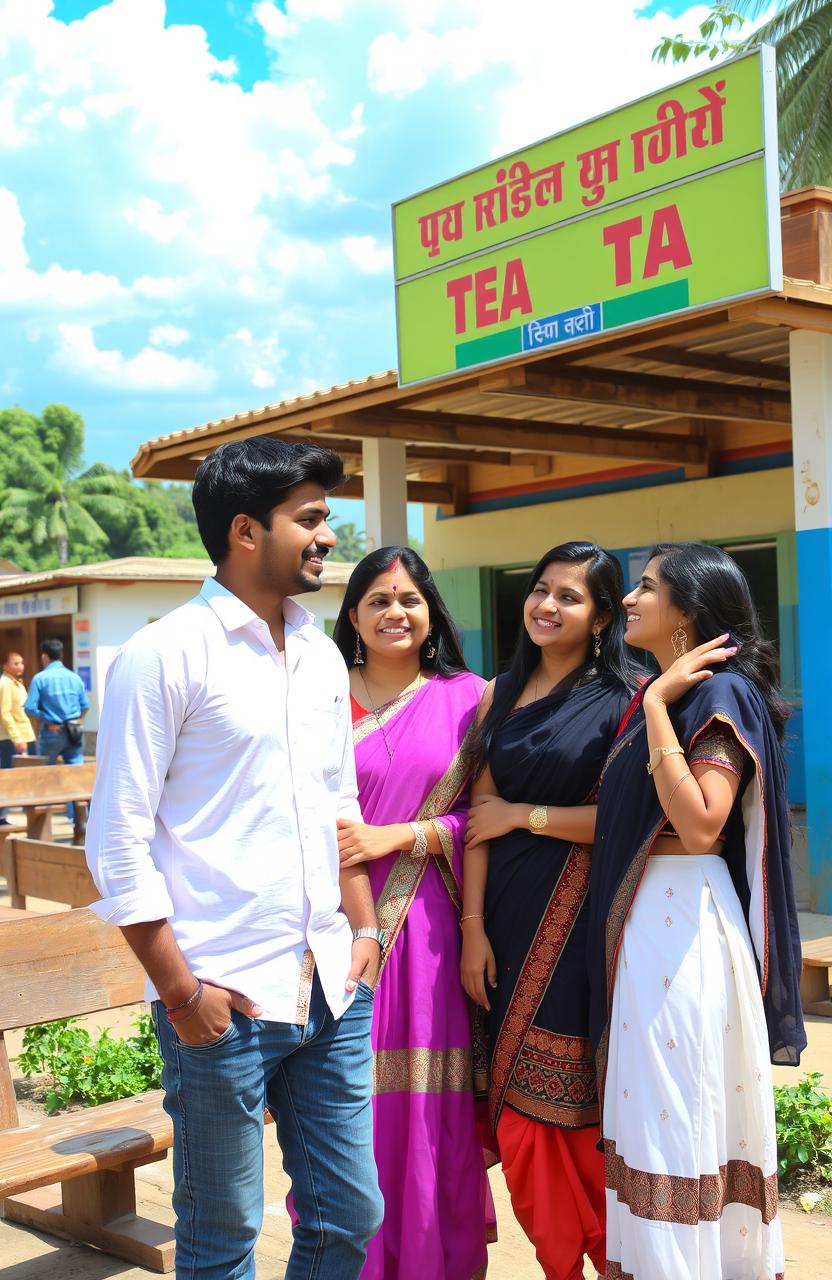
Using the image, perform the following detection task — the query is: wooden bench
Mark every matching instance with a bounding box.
[801,936,832,1017]
[0,908,175,1271]
[1,837,98,911]
[0,762,95,846]
[11,754,48,767]
[0,909,273,1271]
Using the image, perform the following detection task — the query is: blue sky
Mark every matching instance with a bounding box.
[1,0,718,527]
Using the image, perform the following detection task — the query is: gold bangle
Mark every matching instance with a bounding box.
[666,771,693,817]
[647,746,686,775]
[528,805,548,833]
[460,913,484,926]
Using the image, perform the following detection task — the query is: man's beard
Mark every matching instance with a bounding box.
[293,553,326,593]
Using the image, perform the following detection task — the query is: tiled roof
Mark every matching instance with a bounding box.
[0,556,356,595]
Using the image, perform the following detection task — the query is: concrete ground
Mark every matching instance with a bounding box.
[1,860,830,1278]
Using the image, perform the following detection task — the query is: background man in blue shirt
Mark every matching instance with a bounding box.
[25,638,89,765]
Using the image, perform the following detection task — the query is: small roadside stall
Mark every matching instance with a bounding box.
[131,48,832,909]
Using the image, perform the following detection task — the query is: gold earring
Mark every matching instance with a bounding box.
[593,631,602,659]
[671,627,688,659]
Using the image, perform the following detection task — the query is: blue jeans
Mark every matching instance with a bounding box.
[152,972,382,1280]
[39,726,84,821]
[38,725,84,765]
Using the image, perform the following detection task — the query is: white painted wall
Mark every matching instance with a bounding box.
[75,578,348,732]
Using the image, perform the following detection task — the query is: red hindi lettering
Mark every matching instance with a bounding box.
[577,141,620,208]
[418,200,465,258]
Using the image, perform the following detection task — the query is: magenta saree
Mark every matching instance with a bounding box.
[353,671,494,1280]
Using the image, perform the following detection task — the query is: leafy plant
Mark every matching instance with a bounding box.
[773,1071,832,1181]
[17,1014,162,1115]
[653,1,832,190]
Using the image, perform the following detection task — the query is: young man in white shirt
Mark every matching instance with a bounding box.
[86,438,383,1280]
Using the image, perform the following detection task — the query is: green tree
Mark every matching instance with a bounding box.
[0,404,208,570]
[653,2,832,189]
[329,517,366,562]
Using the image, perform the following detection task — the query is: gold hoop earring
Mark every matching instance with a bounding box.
[424,632,436,661]
[671,627,688,659]
[353,629,365,665]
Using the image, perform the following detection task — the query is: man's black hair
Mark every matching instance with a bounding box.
[192,437,345,564]
[41,638,64,662]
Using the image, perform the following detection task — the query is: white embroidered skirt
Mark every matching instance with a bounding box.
[603,854,784,1280]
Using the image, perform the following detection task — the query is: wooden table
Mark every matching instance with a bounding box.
[0,906,40,920]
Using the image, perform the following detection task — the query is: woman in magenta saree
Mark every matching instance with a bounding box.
[333,547,494,1280]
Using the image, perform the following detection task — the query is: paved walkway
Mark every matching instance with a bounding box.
[1,884,830,1278]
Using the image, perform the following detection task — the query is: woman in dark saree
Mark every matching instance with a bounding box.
[461,542,639,1280]
[588,543,805,1280]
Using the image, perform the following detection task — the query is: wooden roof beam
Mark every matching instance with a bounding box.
[347,409,705,466]
[340,476,454,505]
[570,345,791,385]
[491,366,791,426]
[276,430,513,469]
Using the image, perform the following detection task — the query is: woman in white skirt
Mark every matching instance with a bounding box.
[588,543,805,1280]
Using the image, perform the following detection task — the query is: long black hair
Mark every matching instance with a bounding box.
[475,541,642,772]
[650,542,790,741]
[332,546,469,677]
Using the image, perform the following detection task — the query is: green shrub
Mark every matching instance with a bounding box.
[17,1014,162,1115]
[774,1072,832,1182]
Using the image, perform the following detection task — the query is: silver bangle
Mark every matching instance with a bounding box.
[409,821,428,857]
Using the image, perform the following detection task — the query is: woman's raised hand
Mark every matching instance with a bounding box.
[465,795,516,847]
[337,819,400,867]
[460,923,498,1011]
[644,634,737,710]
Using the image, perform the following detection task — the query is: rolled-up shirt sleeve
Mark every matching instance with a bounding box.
[85,644,186,925]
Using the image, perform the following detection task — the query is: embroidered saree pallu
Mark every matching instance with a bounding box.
[588,672,806,1280]
[352,671,493,1280]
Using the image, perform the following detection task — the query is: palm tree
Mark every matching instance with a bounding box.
[654,1,832,189]
[328,518,367,563]
[2,452,111,565]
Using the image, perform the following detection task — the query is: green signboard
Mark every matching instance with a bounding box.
[393,47,780,387]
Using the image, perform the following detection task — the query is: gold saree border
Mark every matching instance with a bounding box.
[373,721,476,974]
[352,686,422,746]
[488,843,592,1129]
[605,1139,779,1226]
[373,1046,473,1096]
[503,1027,598,1128]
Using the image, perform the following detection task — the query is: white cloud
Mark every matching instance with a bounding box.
[342,235,393,274]
[149,323,189,347]
[253,1,294,41]
[55,323,214,392]
[0,186,126,310]
[229,326,286,391]
[132,274,190,301]
[269,239,329,276]
[368,2,715,150]
[123,195,190,243]
[58,104,86,129]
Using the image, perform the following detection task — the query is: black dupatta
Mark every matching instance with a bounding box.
[588,670,806,1095]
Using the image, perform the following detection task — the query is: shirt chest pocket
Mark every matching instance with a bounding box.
[297,702,342,779]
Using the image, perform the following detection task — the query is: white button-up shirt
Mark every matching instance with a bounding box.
[85,578,360,1023]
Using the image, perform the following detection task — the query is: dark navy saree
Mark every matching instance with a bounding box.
[483,673,630,1132]
[588,669,806,1094]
